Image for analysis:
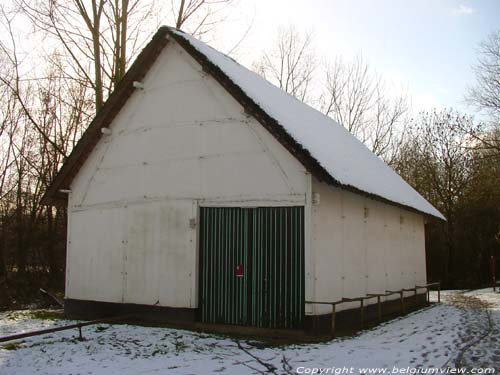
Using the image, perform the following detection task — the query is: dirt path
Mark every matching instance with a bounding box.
[447,291,500,370]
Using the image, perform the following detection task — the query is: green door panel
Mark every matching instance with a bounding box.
[199,206,304,329]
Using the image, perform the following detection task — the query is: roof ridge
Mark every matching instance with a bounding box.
[42,26,444,220]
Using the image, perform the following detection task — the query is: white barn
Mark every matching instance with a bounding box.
[43,27,444,334]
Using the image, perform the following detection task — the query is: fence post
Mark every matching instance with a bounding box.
[377,295,382,321]
[400,291,405,313]
[360,299,365,328]
[438,283,441,303]
[490,256,496,292]
[331,303,336,336]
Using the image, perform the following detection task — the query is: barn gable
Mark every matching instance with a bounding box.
[69,41,308,208]
[65,38,309,307]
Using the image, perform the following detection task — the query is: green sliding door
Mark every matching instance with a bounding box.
[199,206,304,329]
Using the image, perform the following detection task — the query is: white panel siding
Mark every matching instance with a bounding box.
[365,201,389,295]
[157,200,197,308]
[123,204,158,305]
[311,184,343,305]
[66,207,125,303]
[66,40,309,308]
[414,215,427,286]
[340,192,367,310]
[70,43,308,208]
[385,205,402,294]
[311,180,427,314]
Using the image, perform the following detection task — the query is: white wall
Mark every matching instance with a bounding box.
[65,36,428,315]
[66,39,310,307]
[310,179,427,314]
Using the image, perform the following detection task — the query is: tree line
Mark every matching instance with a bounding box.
[0,1,498,309]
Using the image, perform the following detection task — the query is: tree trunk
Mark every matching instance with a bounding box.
[0,214,7,280]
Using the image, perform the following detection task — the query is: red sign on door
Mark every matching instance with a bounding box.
[235,264,244,277]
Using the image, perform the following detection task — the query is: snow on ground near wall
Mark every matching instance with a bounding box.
[0,289,498,375]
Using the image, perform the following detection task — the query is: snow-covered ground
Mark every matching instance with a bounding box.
[0,289,498,374]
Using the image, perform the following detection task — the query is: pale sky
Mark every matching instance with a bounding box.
[3,0,499,116]
[216,0,500,114]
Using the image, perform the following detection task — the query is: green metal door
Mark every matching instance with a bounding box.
[199,206,304,329]
[250,207,305,329]
[199,207,249,325]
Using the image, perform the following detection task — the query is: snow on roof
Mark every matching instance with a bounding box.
[168,28,444,220]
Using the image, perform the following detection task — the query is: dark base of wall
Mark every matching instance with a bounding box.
[304,293,428,336]
[65,293,428,338]
[64,298,196,325]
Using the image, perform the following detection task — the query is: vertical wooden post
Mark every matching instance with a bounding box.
[427,288,430,303]
[437,283,441,303]
[377,295,382,321]
[490,256,496,292]
[360,299,365,328]
[331,303,336,336]
[400,291,405,313]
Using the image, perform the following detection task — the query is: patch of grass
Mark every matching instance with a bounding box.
[5,311,24,320]
[448,294,493,310]
[26,309,63,320]
[2,342,22,351]
[174,340,188,352]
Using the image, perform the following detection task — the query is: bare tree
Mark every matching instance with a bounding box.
[457,30,500,155]
[0,6,69,157]
[467,30,500,125]
[0,51,91,289]
[320,56,409,161]
[252,25,317,104]
[393,109,475,284]
[16,0,241,111]
[0,6,93,293]
[0,66,22,281]
[17,0,158,111]
[252,27,408,161]
[170,0,235,39]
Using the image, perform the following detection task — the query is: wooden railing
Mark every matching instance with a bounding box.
[0,314,133,343]
[305,282,441,335]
